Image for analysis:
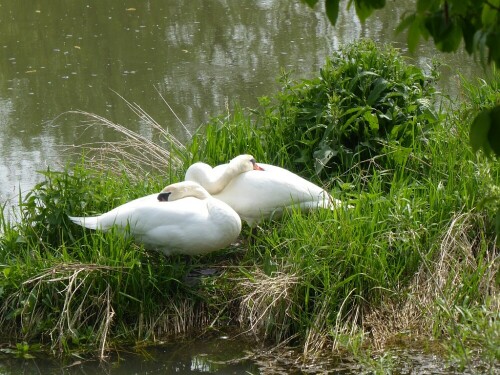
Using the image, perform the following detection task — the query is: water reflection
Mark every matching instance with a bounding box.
[0,0,482,205]
[0,336,261,375]
[0,339,487,375]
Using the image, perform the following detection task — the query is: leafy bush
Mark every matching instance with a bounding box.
[258,40,439,178]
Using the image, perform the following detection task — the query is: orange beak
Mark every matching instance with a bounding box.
[253,163,264,171]
[250,157,265,171]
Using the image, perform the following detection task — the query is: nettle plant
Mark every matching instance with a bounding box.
[263,40,439,178]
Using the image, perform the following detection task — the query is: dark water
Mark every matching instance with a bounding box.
[0,335,490,374]
[0,1,487,373]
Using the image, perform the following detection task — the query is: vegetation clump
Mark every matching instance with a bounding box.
[0,40,498,372]
[256,40,439,179]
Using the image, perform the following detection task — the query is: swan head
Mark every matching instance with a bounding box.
[157,181,210,202]
[229,154,265,173]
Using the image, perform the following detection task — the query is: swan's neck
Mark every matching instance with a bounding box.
[185,162,241,195]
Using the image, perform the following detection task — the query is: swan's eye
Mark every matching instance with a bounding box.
[157,192,172,202]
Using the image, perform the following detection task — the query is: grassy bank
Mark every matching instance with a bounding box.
[0,40,498,371]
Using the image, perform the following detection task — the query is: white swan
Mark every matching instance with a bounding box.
[185,154,343,226]
[69,181,242,256]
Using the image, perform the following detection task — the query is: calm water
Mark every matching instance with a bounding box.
[0,334,480,374]
[0,0,486,372]
[0,0,481,205]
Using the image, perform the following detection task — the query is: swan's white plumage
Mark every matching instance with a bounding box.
[69,181,241,256]
[185,155,344,226]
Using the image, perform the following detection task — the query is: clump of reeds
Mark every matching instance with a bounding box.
[57,89,188,181]
[238,269,299,343]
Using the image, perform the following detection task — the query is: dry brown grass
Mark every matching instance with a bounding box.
[0,262,213,359]
[363,210,499,350]
[55,91,188,181]
[0,263,120,358]
[237,268,300,344]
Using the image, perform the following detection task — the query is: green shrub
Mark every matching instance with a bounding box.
[257,39,439,179]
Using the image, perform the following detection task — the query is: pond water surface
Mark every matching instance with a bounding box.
[0,0,482,205]
[0,334,482,374]
[0,0,487,373]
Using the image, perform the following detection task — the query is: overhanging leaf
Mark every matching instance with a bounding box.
[353,0,373,22]
[301,0,320,7]
[325,0,340,25]
[416,0,435,12]
[470,109,491,156]
[487,105,500,156]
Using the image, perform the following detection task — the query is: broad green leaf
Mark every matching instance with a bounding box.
[2,267,11,278]
[407,17,423,51]
[396,13,416,34]
[425,11,462,52]
[487,105,500,156]
[353,0,373,22]
[325,0,340,25]
[367,77,389,106]
[470,109,491,156]
[363,111,379,131]
[448,0,469,14]
[437,22,462,52]
[486,32,500,66]
[313,143,338,174]
[301,0,320,7]
[482,0,499,28]
[461,18,475,54]
[369,0,386,9]
[417,0,435,12]
[341,107,367,131]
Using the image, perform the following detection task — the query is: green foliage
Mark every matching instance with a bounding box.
[468,73,500,157]
[0,160,210,354]
[239,99,498,366]
[9,162,166,253]
[462,73,500,240]
[303,0,386,23]
[180,103,295,173]
[301,0,500,160]
[0,40,497,368]
[257,40,438,180]
[182,106,269,169]
[436,302,500,372]
[303,0,500,67]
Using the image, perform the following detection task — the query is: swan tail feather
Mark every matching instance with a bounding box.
[68,215,100,230]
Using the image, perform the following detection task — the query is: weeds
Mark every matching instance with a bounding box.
[0,40,498,370]
[254,40,440,181]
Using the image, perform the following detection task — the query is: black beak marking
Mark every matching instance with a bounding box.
[157,192,171,202]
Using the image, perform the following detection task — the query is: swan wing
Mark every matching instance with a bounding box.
[213,164,337,224]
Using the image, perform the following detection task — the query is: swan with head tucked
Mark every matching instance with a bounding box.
[69,181,242,256]
[185,154,343,226]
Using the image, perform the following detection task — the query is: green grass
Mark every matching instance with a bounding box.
[0,40,498,371]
